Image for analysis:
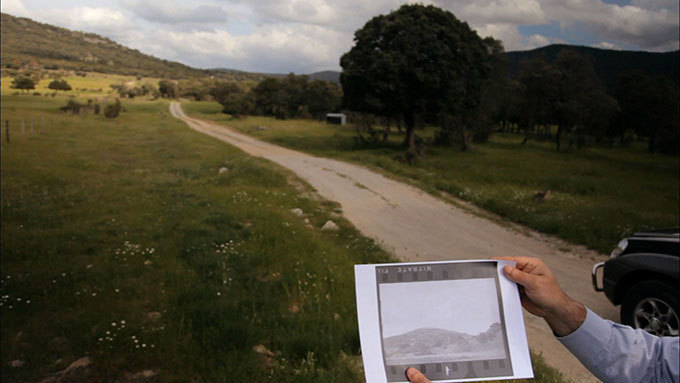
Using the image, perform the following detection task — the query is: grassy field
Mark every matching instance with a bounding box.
[1,93,394,382]
[182,101,679,254]
[1,72,159,98]
[0,93,572,382]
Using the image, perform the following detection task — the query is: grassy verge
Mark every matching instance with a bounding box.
[1,94,393,382]
[182,101,679,254]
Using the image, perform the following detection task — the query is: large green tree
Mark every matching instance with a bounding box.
[48,79,72,91]
[340,4,491,156]
[614,73,679,153]
[10,76,36,92]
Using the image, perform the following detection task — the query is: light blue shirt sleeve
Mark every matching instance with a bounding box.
[557,307,679,383]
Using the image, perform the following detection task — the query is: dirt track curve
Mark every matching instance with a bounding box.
[170,102,618,382]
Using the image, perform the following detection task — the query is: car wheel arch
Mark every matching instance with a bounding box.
[612,271,677,306]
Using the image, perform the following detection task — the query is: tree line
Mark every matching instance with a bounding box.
[158,74,342,120]
[338,4,679,156]
[499,51,679,154]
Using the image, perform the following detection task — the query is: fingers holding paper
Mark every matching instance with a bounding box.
[493,256,586,337]
[406,367,431,383]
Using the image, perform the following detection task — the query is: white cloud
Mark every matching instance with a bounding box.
[527,33,551,49]
[131,22,351,73]
[541,0,679,51]
[630,0,678,12]
[120,0,228,24]
[1,0,31,17]
[593,41,619,50]
[454,0,546,25]
[475,23,526,51]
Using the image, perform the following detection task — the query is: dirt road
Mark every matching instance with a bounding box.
[170,102,618,382]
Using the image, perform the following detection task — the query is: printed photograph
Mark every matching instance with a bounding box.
[379,278,507,366]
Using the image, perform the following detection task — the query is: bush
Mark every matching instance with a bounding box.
[104,99,122,119]
[60,99,84,114]
[48,79,72,91]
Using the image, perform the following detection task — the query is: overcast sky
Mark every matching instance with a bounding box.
[2,0,678,74]
[379,278,501,338]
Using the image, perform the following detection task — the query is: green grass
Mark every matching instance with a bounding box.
[1,94,394,382]
[1,73,159,98]
[183,101,679,254]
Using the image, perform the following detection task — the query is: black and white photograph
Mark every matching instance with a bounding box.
[357,260,530,382]
[379,278,506,366]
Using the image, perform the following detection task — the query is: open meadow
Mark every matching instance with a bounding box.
[1,92,569,382]
[183,101,680,254]
[1,72,160,98]
[1,93,392,382]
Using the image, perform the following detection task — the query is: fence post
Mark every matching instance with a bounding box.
[5,120,9,143]
[31,118,34,133]
[42,116,46,133]
[21,120,25,135]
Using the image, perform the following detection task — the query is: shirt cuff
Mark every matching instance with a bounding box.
[556,307,611,361]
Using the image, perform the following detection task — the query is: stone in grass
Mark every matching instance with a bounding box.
[219,167,229,174]
[253,344,275,357]
[290,208,304,217]
[145,311,162,323]
[125,369,159,381]
[62,356,91,375]
[321,220,339,231]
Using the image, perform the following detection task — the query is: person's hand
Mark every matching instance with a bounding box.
[406,367,431,383]
[493,256,586,336]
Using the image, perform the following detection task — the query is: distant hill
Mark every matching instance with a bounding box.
[507,44,679,88]
[309,71,340,84]
[0,13,209,78]
[382,322,505,364]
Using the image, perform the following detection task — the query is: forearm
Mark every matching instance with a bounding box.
[543,295,587,337]
[558,308,680,383]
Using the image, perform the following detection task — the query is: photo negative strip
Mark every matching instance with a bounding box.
[376,262,512,382]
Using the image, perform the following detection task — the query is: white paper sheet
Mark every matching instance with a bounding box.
[355,260,533,383]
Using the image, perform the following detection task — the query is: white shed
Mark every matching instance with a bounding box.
[326,113,347,125]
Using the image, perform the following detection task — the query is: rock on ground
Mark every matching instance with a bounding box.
[321,220,339,231]
[145,311,162,323]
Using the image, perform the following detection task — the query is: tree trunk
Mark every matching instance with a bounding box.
[382,117,391,142]
[403,112,417,162]
[403,113,415,149]
[555,125,563,151]
[460,125,470,151]
[648,134,656,153]
[522,119,533,145]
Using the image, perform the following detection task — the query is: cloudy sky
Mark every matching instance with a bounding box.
[379,278,501,337]
[2,0,678,74]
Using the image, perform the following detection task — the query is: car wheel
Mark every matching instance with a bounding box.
[621,280,680,337]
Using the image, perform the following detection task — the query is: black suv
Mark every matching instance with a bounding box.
[592,228,679,336]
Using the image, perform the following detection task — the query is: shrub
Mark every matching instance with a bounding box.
[104,99,122,119]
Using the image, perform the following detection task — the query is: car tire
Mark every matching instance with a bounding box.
[620,280,680,337]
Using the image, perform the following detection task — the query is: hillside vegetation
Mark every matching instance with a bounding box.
[506,44,680,90]
[0,13,207,78]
